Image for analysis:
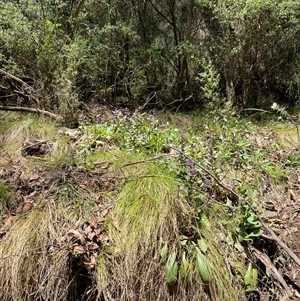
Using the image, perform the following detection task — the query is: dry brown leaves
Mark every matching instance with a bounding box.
[68,210,112,269]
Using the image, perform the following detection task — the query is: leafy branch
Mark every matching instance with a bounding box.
[167,144,300,269]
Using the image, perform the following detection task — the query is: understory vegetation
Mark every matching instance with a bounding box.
[1,108,300,300]
[0,1,300,299]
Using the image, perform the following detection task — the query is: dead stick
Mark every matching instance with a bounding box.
[250,245,292,297]
[0,105,62,121]
[261,231,300,267]
[0,69,40,104]
[0,68,30,87]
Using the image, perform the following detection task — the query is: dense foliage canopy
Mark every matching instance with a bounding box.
[0,0,299,123]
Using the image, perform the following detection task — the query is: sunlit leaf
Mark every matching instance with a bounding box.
[197,238,208,253]
[165,252,178,284]
[160,242,168,259]
[195,248,211,283]
[244,263,258,292]
[179,252,190,282]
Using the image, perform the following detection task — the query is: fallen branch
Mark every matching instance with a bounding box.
[0,68,39,104]
[260,231,300,267]
[0,68,30,88]
[250,245,292,298]
[0,105,62,121]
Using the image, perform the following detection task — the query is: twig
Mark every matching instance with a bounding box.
[121,154,171,168]
[0,244,64,260]
[260,231,300,267]
[241,108,270,113]
[107,175,172,180]
[138,92,157,111]
[0,68,30,88]
[23,140,49,149]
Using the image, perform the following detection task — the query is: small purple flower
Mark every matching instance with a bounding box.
[186,158,194,167]
[186,158,195,177]
[204,177,212,190]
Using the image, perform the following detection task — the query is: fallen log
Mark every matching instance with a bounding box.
[0,105,62,121]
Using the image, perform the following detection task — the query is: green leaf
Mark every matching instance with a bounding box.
[195,248,211,283]
[179,252,190,282]
[197,238,208,253]
[165,252,178,284]
[180,235,189,246]
[244,263,258,292]
[160,242,168,259]
[234,241,245,253]
[244,228,263,240]
[226,233,234,245]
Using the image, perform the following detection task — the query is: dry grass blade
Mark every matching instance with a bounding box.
[99,163,185,300]
[0,209,71,301]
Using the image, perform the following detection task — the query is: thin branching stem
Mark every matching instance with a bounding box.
[167,144,300,269]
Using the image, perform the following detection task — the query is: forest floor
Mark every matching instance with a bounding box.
[1,105,300,301]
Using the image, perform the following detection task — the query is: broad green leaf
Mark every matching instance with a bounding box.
[244,263,258,292]
[197,238,208,253]
[244,228,263,240]
[165,252,178,284]
[234,241,245,253]
[160,242,168,259]
[195,248,211,283]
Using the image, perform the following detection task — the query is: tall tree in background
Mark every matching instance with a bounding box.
[201,0,300,107]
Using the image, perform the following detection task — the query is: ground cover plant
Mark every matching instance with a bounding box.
[0,108,300,300]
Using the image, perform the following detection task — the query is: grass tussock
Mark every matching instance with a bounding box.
[197,210,243,301]
[113,163,180,252]
[0,114,62,161]
[0,209,71,301]
[92,162,239,301]
[0,114,76,176]
[0,181,14,217]
[104,164,182,300]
